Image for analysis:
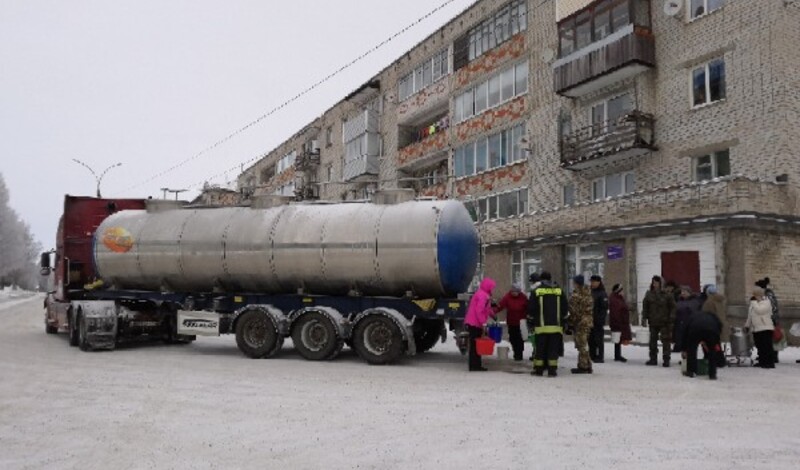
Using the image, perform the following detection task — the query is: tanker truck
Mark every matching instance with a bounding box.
[42,195,479,364]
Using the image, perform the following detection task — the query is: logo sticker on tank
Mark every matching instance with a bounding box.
[102,227,134,253]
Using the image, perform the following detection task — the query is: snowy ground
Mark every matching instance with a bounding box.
[1,296,799,470]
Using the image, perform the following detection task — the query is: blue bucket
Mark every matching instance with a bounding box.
[487,325,503,343]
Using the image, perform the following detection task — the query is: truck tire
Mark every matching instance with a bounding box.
[352,315,405,365]
[77,313,92,352]
[68,312,79,347]
[291,312,341,361]
[413,319,444,353]
[235,310,282,359]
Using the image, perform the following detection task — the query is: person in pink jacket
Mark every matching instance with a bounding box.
[465,277,496,371]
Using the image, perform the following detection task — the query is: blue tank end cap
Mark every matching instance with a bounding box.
[437,203,479,296]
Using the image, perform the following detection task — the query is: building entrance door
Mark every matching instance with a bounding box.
[660,251,700,293]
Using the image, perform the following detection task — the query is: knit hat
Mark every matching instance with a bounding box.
[511,283,522,292]
[611,283,622,293]
[528,272,540,283]
[573,275,585,286]
[652,275,662,284]
[590,274,602,282]
[755,277,770,289]
[706,284,718,295]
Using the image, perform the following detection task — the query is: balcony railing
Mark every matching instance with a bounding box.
[294,150,321,171]
[554,25,655,98]
[560,111,656,169]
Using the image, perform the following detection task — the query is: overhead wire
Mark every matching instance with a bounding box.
[126,0,470,192]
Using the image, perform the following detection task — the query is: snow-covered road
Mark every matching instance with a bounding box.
[1,296,799,469]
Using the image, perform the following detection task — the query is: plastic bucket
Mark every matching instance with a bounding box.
[497,346,510,360]
[611,332,622,344]
[475,337,495,356]
[636,328,650,345]
[487,325,503,343]
[528,333,536,345]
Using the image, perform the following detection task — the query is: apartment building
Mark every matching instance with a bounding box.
[237,0,800,322]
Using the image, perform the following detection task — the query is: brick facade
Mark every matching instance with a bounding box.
[237,0,800,321]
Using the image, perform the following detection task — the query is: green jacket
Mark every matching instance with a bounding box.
[568,286,594,330]
[642,289,677,327]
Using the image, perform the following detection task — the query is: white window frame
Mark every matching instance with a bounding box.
[688,0,725,21]
[468,0,528,61]
[591,171,635,201]
[512,248,542,290]
[453,122,526,179]
[470,187,528,223]
[454,60,529,124]
[589,91,633,134]
[398,47,450,102]
[692,149,730,181]
[690,58,726,108]
[277,151,296,174]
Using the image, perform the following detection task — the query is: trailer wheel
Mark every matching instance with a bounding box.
[235,310,282,359]
[45,323,58,334]
[291,312,341,361]
[77,313,92,352]
[414,320,444,353]
[352,315,405,365]
[68,311,79,347]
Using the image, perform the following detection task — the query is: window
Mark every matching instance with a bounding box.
[260,165,275,184]
[325,126,333,147]
[398,48,449,101]
[591,171,635,200]
[454,61,529,124]
[468,187,529,222]
[454,123,526,178]
[690,0,725,20]
[590,92,633,134]
[566,244,605,291]
[692,58,726,107]
[468,0,528,61]
[563,184,576,206]
[512,249,542,291]
[694,149,730,181]
[277,151,296,174]
[273,182,296,197]
[557,0,636,58]
[576,12,592,50]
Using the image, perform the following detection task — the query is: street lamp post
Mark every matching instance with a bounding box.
[72,159,122,198]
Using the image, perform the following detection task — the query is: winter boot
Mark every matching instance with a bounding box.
[547,367,557,377]
[571,367,591,374]
[531,367,544,376]
[645,359,658,366]
[663,359,670,368]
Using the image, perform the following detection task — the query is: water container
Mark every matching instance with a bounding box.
[611,332,622,344]
[487,325,503,343]
[729,327,750,357]
[475,337,495,356]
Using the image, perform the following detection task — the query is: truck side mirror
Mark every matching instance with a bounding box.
[40,252,51,276]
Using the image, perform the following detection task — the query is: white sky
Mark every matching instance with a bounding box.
[0,0,476,248]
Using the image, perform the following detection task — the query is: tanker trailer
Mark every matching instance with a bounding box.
[43,196,479,364]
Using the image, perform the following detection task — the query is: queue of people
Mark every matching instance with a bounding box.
[466,271,791,379]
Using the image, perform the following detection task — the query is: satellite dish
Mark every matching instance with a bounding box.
[663,0,682,17]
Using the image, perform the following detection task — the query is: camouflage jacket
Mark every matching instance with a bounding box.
[569,286,594,330]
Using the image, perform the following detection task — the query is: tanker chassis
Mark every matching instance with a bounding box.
[42,196,479,365]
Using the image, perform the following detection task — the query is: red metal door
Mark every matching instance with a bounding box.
[661,251,700,293]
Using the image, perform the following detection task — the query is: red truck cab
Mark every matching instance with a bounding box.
[43,196,146,334]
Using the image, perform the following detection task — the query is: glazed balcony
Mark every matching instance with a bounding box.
[554,24,655,98]
[560,110,656,169]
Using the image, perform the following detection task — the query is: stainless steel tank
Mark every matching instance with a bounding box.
[93,200,479,298]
